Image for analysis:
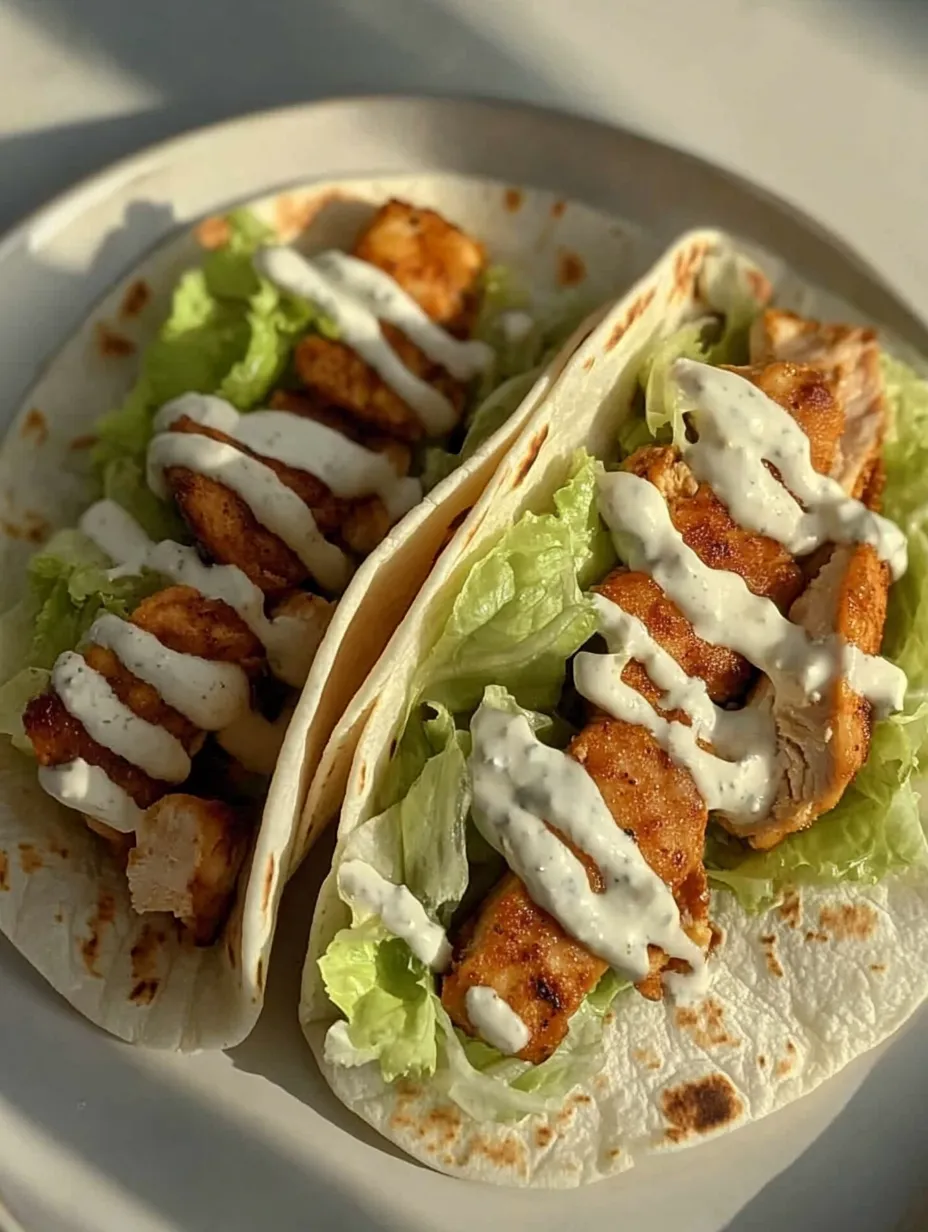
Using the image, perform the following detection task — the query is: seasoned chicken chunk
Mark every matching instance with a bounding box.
[23,586,264,814]
[744,542,890,849]
[294,324,466,442]
[126,793,250,944]
[750,310,884,499]
[354,199,486,333]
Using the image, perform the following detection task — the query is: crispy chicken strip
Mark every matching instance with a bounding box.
[444,360,850,1057]
[294,324,466,443]
[126,793,250,944]
[293,199,483,438]
[23,586,263,811]
[750,310,884,499]
[747,543,890,849]
[354,199,486,334]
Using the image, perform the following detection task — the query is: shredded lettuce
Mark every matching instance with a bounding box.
[91,209,329,531]
[707,356,928,910]
[411,451,608,715]
[619,251,762,457]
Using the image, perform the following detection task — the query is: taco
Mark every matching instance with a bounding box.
[300,229,928,1186]
[0,182,614,1049]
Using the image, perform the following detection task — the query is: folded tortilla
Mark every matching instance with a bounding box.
[0,176,631,1049]
[299,229,928,1185]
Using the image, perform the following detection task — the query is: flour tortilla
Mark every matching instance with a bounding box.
[0,175,638,1049]
[299,228,928,1185]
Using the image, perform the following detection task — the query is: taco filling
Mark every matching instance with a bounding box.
[0,199,584,944]
[314,262,928,1116]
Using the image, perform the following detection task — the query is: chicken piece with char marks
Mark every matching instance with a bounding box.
[444,345,891,1059]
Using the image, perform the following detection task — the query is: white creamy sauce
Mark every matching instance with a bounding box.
[337,859,451,972]
[464,986,530,1056]
[80,501,319,688]
[88,612,250,732]
[468,705,706,988]
[312,251,493,380]
[673,359,908,579]
[575,598,779,819]
[155,394,422,522]
[597,470,906,718]
[38,759,143,834]
[256,246,478,436]
[147,431,352,594]
[498,310,535,345]
[52,650,190,783]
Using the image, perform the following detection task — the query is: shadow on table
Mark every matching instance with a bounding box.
[725,1010,928,1231]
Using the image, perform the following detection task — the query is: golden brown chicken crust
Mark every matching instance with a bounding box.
[126,793,250,944]
[731,361,844,479]
[294,323,466,442]
[625,445,806,611]
[167,465,309,596]
[750,310,884,499]
[595,569,753,704]
[130,585,264,671]
[23,690,168,809]
[354,198,486,333]
[442,873,608,1065]
[751,543,890,849]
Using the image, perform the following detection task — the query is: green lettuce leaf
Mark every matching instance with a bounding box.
[91,209,331,529]
[26,530,163,670]
[412,451,606,714]
[319,921,438,1083]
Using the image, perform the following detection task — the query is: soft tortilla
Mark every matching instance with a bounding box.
[299,228,928,1184]
[0,175,636,1049]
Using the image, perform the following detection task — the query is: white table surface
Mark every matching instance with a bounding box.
[1,2,927,1230]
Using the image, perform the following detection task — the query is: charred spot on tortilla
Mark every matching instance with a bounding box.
[778,887,802,929]
[464,1133,528,1175]
[96,322,136,358]
[674,1000,740,1049]
[21,408,48,446]
[256,956,265,991]
[120,279,151,319]
[0,851,8,891]
[758,1054,767,1068]
[604,287,655,351]
[817,903,878,942]
[582,355,596,372]
[511,425,550,488]
[870,963,886,973]
[18,843,43,874]
[671,243,708,303]
[759,933,785,977]
[357,760,367,792]
[433,507,472,564]
[535,1124,554,1148]
[504,188,523,213]
[557,250,586,288]
[68,433,97,451]
[1,512,50,544]
[661,1074,743,1142]
[551,199,567,220]
[81,890,118,977]
[261,853,276,914]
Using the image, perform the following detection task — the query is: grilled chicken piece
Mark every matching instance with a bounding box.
[23,586,263,812]
[444,357,857,1056]
[294,324,466,443]
[126,794,250,944]
[354,199,486,333]
[746,543,890,849]
[750,310,884,499]
[624,444,806,612]
[293,199,484,439]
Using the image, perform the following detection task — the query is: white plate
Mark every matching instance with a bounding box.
[0,97,926,1232]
